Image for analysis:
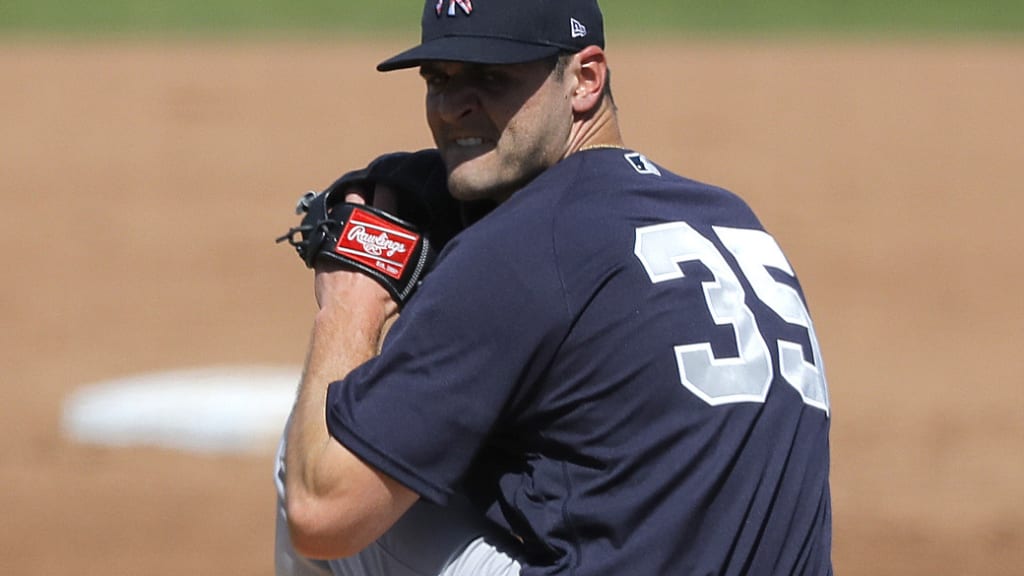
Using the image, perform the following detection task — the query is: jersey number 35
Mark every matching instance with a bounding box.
[634,223,830,416]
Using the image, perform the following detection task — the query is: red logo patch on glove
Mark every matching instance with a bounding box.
[335,207,421,280]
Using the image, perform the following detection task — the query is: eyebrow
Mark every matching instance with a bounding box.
[418,62,453,74]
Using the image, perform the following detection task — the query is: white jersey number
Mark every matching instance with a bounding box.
[634,223,830,415]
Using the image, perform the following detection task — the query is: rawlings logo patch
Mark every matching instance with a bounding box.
[336,208,420,279]
[436,0,473,16]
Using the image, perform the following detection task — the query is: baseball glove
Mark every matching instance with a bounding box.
[276,149,457,303]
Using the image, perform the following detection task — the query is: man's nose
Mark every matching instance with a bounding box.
[435,81,479,123]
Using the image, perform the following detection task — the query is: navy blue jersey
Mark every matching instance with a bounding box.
[326,148,832,575]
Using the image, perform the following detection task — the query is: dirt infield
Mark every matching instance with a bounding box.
[2,39,1022,575]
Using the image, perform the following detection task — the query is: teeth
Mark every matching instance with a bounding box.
[455,137,483,147]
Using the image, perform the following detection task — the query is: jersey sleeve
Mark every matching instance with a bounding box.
[324,217,570,505]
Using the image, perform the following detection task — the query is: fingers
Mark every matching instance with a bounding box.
[343,184,398,213]
[370,184,398,214]
[344,188,368,205]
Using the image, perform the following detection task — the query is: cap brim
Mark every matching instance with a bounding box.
[377,36,563,72]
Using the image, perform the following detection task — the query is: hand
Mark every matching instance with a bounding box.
[312,185,401,334]
[277,151,448,303]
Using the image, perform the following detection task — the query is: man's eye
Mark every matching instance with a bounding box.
[474,70,506,88]
[423,74,447,88]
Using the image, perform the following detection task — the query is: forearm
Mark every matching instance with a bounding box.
[285,305,383,500]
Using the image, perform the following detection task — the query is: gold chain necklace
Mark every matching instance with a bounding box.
[579,144,628,152]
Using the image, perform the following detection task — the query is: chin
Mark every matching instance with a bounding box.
[444,150,532,203]
[447,176,497,202]
[445,160,497,201]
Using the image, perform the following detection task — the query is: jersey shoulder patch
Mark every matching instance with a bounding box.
[624,152,661,176]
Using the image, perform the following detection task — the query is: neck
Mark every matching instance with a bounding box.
[565,97,625,158]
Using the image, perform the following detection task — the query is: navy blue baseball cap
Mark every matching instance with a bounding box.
[377,0,605,72]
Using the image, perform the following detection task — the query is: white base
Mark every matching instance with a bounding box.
[62,365,301,455]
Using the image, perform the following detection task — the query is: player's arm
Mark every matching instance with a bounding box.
[284,189,420,559]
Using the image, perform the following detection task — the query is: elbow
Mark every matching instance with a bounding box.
[285,494,369,559]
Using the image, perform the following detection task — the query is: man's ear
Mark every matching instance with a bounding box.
[570,45,608,115]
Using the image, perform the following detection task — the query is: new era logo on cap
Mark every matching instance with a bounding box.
[571,18,587,38]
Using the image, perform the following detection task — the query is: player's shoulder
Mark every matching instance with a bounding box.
[554,148,763,229]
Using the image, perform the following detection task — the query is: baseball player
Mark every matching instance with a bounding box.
[279,0,833,574]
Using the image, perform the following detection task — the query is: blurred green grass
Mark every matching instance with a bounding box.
[1,0,1022,38]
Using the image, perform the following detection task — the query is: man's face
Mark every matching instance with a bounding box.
[420,57,574,202]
